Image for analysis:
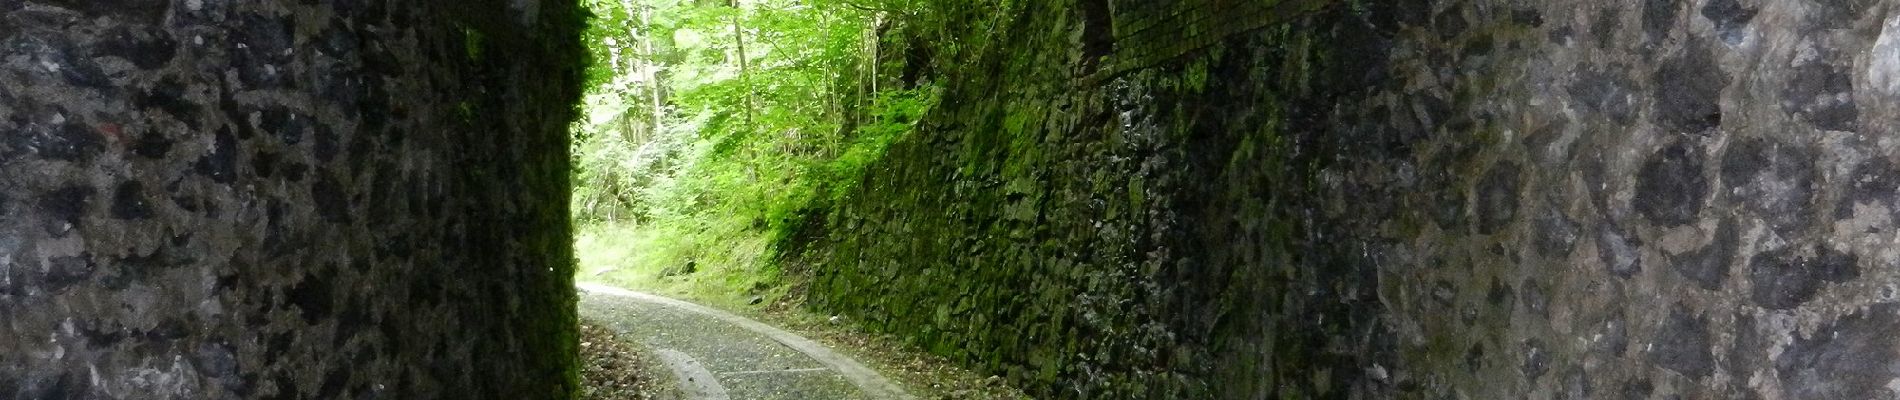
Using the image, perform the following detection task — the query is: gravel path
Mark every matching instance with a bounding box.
[579,283,915,400]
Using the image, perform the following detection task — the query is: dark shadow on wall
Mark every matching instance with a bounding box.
[1079,0,1115,74]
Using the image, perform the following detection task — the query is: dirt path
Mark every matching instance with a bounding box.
[578,283,915,400]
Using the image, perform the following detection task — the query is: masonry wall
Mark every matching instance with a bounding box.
[798,0,1900,398]
[1325,0,1900,398]
[0,0,586,398]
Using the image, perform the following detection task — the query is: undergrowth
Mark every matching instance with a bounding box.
[570,0,941,305]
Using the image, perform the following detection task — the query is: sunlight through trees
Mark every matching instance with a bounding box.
[572,0,938,297]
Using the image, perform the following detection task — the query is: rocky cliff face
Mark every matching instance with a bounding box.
[798,0,1900,398]
[0,1,585,398]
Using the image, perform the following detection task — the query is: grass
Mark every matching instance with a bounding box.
[575,221,791,311]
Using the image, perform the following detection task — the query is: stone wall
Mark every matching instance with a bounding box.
[798,0,1900,398]
[798,1,1370,397]
[0,0,587,398]
[1326,0,1900,397]
[1088,0,1330,83]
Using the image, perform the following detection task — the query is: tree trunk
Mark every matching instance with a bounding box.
[641,3,663,135]
[732,0,754,129]
[615,0,665,141]
[732,0,758,183]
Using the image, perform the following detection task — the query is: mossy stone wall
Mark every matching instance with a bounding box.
[801,0,1900,398]
[798,1,1367,398]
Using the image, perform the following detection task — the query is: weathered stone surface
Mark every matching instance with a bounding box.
[798,0,1900,398]
[1597,223,1642,278]
[1724,138,1819,234]
[1748,246,1858,310]
[1647,307,1714,379]
[1642,0,1678,43]
[1636,142,1709,226]
[1476,162,1521,234]
[1700,0,1757,45]
[1567,68,1640,124]
[109,181,155,220]
[1783,56,1859,132]
[1671,219,1736,290]
[1533,207,1579,258]
[1655,42,1730,134]
[0,1,586,399]
[1775,305,1900,399]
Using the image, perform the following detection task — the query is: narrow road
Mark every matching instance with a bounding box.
[578,283,915,400]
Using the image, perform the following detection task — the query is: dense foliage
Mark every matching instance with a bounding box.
[573,0,937,298]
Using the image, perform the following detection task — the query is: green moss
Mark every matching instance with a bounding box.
[1186,59,1210,92]
[463,26,486,60]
